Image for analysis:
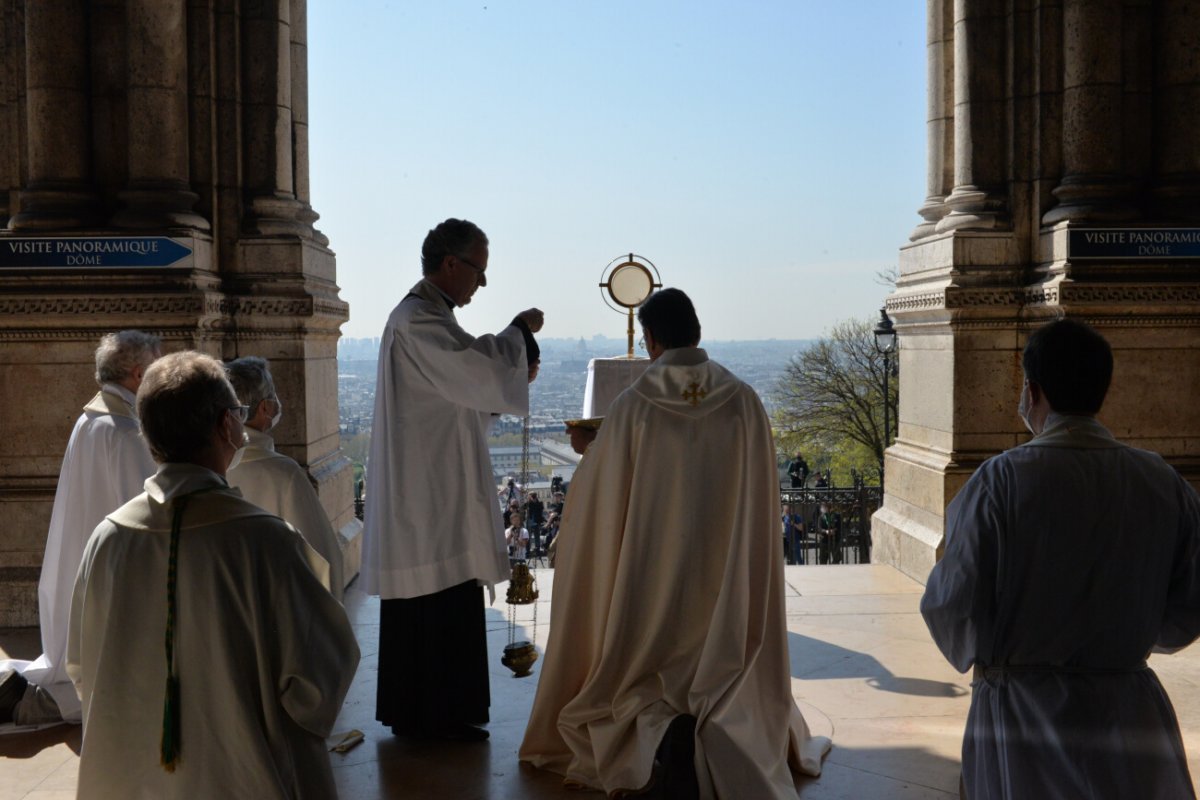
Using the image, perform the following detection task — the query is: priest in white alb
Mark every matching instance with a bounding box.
[363,218,544,742]
[66,351,358,799]
[520,288,831,798]
[0,330,160,728]
[225,356,345,600]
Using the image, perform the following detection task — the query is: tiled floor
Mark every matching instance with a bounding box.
[5,564,1200,798]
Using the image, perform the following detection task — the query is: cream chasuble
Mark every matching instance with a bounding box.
[67,464,358,800]
[0,384,155,726]
[520,347,831,798]
[363,278,529,600]
[228,427,345,600]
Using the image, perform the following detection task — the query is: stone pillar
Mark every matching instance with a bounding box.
[1151,0,1200,222]
[912,0,955,240]
[8,0,97,230]
[111,0,208,229]
[0,1,21,228]
[242,0,309,237]
[876,0,1200,585]
[0,0,357,625]
[228,0,360,582]
[1042,0,1135,224]
[288,0,325,244]
[937,0,1008,232]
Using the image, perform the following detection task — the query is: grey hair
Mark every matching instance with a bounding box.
[421,218,488,276]
[224,356,276,415]
[137,351,238,463]
[94,330,161,386]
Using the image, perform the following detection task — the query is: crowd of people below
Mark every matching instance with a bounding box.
[499,483,564,565]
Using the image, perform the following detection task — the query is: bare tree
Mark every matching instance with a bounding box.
[771,318,898,476]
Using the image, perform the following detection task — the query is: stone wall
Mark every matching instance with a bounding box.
[0,0,360,626]
[876,0,1200,583]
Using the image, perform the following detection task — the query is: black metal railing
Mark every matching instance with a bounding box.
[355,484,881,566]
[779,485,882,565]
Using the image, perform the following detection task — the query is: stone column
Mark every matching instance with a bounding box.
[243,0,309,237]
[1151,0,1200,222]
[912,0,955,240]
[0,0,360,623]
[0,1,20,228]
[288,0,326,244]
[111,0,208,229]
[8,0,98,230]
[1042,0,1136,224]
[936,0,1008,232]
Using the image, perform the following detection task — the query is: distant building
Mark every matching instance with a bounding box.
[489,439,581,482]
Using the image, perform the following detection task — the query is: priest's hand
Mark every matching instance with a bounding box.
[517,308,545,333]
[529,359,541,384]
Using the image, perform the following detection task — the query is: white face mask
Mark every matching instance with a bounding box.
[269,397,283,431]
[227,430,249,471]
[1017,381,1035,434]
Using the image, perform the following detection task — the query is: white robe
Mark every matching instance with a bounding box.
[921,413,1200,800]
[0,384,156,725]
[363,278,529,599]
[228,427,345,600]
[519,347,831,798]
[66,463,359,800]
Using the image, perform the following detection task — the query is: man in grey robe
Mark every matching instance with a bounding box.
[921,319,1200,799]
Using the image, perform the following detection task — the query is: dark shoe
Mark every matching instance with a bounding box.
[0,669,29,725]
[655,714,698,800]
[391,721,489,742]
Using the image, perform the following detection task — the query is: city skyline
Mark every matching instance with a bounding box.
[308,2,925,343]
[337,335,810,435]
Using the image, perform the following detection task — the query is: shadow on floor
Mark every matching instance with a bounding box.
[0,722,80,758]
[789,632,967,698]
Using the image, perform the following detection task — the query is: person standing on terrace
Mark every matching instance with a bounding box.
[363,218,543,743]
[922,319,1200,799]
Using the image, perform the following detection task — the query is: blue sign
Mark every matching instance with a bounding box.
[1069,228,1200,260]
[0,237,193,269]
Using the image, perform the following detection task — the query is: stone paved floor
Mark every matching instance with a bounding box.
[4,564,1200,798]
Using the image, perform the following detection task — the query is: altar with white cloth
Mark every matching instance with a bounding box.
[581,356,651,418]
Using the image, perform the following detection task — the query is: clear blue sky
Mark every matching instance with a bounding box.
[308,1,925,342]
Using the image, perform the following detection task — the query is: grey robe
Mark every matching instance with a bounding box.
[922,413,1200,799]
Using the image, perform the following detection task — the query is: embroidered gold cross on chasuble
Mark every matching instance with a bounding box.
[682,382,707,407]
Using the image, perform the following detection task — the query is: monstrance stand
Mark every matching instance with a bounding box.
[599,254,662,357]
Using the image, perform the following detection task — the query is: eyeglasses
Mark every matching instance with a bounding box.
[637,336,646,351]
[458,256,486,275]
[228,404,250,423]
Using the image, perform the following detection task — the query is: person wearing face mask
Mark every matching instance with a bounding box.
[224,356,344,601]
[921,319,1200,800]
[63,351,357,799]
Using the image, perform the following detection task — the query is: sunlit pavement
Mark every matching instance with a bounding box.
[5,564,1200,798]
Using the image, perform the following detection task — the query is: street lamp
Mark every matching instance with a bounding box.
[873,307,898,487]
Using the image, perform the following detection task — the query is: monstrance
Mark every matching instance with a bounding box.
[599,254,662,357]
